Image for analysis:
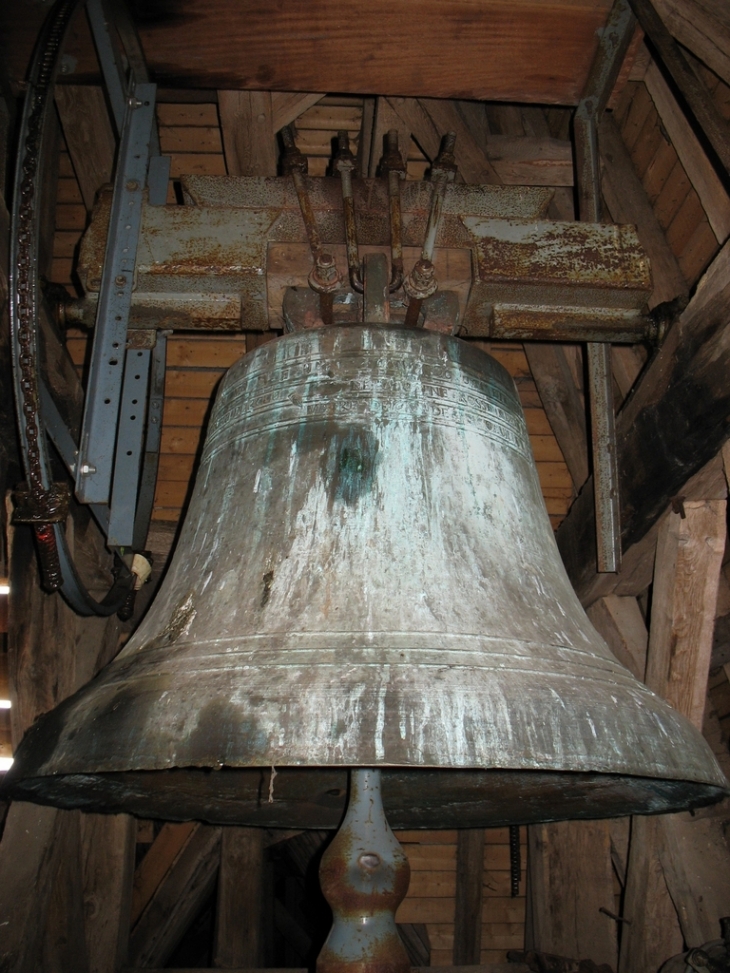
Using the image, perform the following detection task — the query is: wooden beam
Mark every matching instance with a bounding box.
[453,829,485,964]
[525,820,617,968]
[4,0,618,105]
[42,811,90,973]
[131,821,198,927]
[653,0,730,88]
[567,450,727,607]
[617,816,684,973]
[0,803,64,973]
[387,98,441,162]
[524,344,588,492]
[270,92,324,133]
[586,594,648,679]
[218,90,277,177]
[599,113,688,308]
[645,500,726,725]
[214,828,266,968]
[55,85,115,211]
[81,813,136,973]
[660,813,730,947]
[389,98,573,186]
[127,824,222,967]
[358,97,376,178]
[630,0,730,175]
[557,241,730,601]
[417,99,501,183]
[482,135,573,187]
[644,62,730,243]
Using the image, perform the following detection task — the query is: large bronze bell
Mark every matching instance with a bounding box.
[4,325,727,827]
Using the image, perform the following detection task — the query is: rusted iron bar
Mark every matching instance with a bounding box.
[404,133,458,327]
[379,130,406,291]
[574,0,636,223]
[629,0,730,178]
[282,125,339,325]
[586,343,621,572]
[317,769,410,973]
[422,132,458,260]
[334,131,363,292]
[575,0,636,573]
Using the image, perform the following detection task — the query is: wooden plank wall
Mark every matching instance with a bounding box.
[394,828,526,966]
[611,57,730,285]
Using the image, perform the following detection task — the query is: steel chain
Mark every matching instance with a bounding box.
[13,0,79,588]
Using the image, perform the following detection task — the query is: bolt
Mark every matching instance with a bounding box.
[403,258,438,301]
[126,179,139,192]
[431,132,458,183]
[309,251,340,294]
[79,464,96,475]
[333,130,356,174]
[115,275,127,286]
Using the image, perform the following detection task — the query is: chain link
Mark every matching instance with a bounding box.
[13,0,79,587]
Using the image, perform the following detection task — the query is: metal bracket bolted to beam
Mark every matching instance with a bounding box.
[75,81,156,505]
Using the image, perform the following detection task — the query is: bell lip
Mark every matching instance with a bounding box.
[3,649,728,794]
[2,765,727,831]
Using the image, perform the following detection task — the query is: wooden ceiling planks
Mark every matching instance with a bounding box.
[3,0,614,104]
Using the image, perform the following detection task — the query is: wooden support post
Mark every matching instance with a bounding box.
[618,499,727,971]
[81,813,136,973]
[0,802,64,973]
[55,85,115,211]
[453,829,485,965]
[43,810,91,973]
[653,0,730,88]
[618,816,684,973]
[214,827,266,969]
[645,500,727,722]
[127,824,222,967]
[525,820,617,969]
[218,91,278,177]
[0,477,126,971]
